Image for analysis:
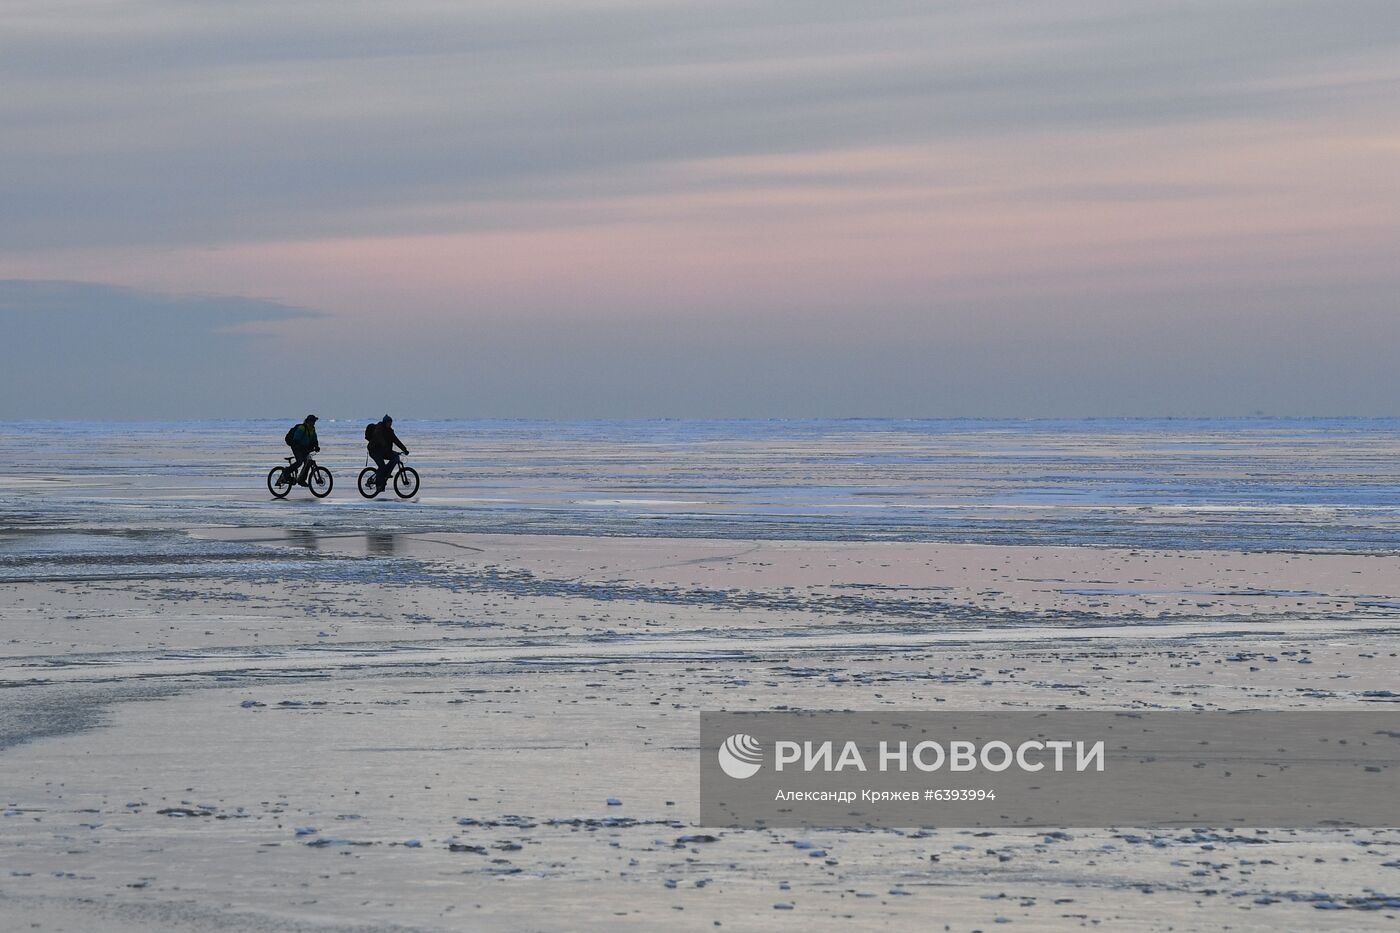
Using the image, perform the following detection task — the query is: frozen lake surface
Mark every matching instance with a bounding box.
[2,419,1399,931]
[7,417,1400,550]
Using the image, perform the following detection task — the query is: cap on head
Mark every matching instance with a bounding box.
[381,414,393,425]
[306,414,318,423]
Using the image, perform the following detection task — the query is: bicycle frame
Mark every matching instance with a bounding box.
[285,454,318,478]
[364,451,407,479]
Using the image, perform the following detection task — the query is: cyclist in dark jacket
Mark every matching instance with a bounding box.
[285,415,320,485]
[368,414,410,491]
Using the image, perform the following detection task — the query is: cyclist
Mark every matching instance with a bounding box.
[284,414,320,486]
[367,414,410,492]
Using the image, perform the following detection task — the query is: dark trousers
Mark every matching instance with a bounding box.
[370,448,400,488]
[289,445,313,484]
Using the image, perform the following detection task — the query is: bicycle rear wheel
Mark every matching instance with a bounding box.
[358,467,380,499]
[394,466,420,499]
[267,466,292,499]
[309,466,334,498]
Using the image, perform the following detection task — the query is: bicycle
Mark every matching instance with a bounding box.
[267,454,334,499]
[358,452,420,499]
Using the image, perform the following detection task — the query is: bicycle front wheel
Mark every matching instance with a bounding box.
[267,466,292,499]
[309,466,334,498]
[357,467,380,499]
[394,467,420,499]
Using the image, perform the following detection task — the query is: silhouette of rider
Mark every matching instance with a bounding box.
[284,414,320,485]
[367,415,410,491]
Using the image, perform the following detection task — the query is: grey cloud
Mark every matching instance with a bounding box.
[2,0,1398,249]
[4,276,1400,419]
[0,280,319,419]
[5,3,1400,419]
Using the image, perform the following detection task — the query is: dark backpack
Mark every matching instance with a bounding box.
[285,425,299,446]
[365,422,378,444]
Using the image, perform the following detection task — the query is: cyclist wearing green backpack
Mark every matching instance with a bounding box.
[284,415,320,486]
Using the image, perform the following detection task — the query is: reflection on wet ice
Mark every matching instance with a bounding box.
[285,529,318,551]
[367,532,397,557]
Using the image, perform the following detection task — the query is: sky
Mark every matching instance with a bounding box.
[2,0,1399,419]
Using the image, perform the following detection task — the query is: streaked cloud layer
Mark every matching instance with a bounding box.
[3,1,1398,417]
